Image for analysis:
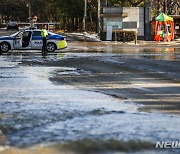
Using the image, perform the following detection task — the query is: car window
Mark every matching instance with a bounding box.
[14,31,23,38]
[48,32,55,35]
[11,31,21,37]
[32,31,41,36]
[23,31,31,37]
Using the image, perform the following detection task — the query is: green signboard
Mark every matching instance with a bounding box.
[107,21,122,29]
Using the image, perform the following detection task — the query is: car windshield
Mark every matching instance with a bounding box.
[10,31,20,37]
[48,32,56,35]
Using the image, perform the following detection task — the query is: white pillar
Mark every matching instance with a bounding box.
[83,0,87,31]
[97,0,101,34]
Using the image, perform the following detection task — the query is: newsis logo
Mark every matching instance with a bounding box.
[155,141,180,149]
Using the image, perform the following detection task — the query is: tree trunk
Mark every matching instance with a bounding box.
[71,17,75,31]
[163,0,166,14]
[75,17,78,31]
[157,0,160,15]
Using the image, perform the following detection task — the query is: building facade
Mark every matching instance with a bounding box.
[101,2,151,40]
[170,15,180,39]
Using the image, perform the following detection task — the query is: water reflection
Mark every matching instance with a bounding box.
[68,47,179,61]
[0,47,179,61]
[143,48,175,61]
[67,44,179,61]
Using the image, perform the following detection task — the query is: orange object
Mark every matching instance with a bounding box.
[152,13,174,42]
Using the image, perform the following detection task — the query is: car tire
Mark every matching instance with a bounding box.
[0,42,10,52]
[46,42,56,52]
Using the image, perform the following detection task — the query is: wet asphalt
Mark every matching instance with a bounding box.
[0,30,180,153]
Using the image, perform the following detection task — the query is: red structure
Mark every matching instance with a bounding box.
[152,13,174,42]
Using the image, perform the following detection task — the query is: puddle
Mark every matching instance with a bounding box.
[0,50,180,153]
[64,47,180,61]
[2,46,180,62]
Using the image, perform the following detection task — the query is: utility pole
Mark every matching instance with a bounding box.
[26,2,32,25]
[97,0,101,34]
[83,0,87,32]
[29,3,31,19]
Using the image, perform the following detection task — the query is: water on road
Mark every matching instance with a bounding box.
[0,51,180,154]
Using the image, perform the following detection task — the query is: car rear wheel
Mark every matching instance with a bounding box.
[46,43,56,52]
[0,42,10,52]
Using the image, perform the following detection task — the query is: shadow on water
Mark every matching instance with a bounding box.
[0,139,157,154]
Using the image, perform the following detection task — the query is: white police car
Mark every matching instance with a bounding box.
[0,30,67,52]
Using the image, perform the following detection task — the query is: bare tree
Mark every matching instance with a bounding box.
[159,0,179,15]
[127,0,145,7]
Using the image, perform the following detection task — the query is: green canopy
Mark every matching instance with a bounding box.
[156,13,173,22]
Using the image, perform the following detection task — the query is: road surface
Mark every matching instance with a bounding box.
[0,30,180,154]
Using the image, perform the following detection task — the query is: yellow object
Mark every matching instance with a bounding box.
[163,14,173,21]
[41,29,48,38]
[57,40,67,49]
[57,53,65,59]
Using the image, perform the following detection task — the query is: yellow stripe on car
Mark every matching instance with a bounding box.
[57,40,67,49]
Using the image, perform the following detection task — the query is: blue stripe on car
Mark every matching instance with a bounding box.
[48,35,64,40]
[32,36,42,40]
[32,35,64,40]
[0,37,13,40]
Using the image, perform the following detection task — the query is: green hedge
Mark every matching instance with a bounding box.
[100,30,136,42]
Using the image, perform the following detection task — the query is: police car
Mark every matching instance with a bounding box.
[0,30,67,52]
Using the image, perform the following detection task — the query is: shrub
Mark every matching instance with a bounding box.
[100,30,136,42]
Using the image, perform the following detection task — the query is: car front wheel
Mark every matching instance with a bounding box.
[0,42,10,52]
[46,43,56,52]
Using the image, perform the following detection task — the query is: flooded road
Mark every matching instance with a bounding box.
[0,47,180,154]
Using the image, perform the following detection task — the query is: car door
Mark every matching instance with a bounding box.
[14,31,32,49]
[31,31,42,49]
[13,31,23,49]
[22,31,32,48]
